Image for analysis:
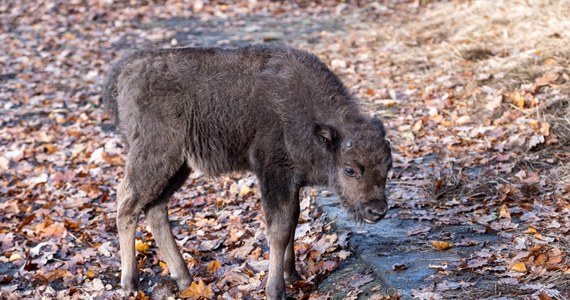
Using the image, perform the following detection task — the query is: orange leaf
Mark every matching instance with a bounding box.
[543,58,557,66]
[135,239,150,254]
[431,241,453,250]
[508,91,525,108]
[207,260,221,273]
[179,279,214,299]
[511,262,527,273]
[41,143,59,154]
[159,261,168,276]
[524,227,538,234]
[85,270,97,279]
[499,205,511,219]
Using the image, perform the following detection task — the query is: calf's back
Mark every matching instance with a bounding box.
[103,45,358,180]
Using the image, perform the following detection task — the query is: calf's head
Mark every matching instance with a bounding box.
[316,118,392,223]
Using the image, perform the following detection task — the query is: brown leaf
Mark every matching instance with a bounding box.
[45,270,70,282]
[392,263,408,271]
[39,222,66,240]
[16,213,36,232]
[229,239,254,259]
[64,219,80,230]
[467,257,488,269]
[535,72,559,87]
[534,253,548,265]
[319,260,337,272]
[538,291,553,300]
[348,274,374,288]
[407,225,431,236]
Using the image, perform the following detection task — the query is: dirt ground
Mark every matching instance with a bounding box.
[0,0,569,299]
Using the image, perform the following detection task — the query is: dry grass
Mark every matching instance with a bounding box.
[413,0,570,69]
[541,96,570,145]
[412,0,570,106]
[423,158,500,203]
[407,0,570,188]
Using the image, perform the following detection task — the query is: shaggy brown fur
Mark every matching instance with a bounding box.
[103,45,392,299]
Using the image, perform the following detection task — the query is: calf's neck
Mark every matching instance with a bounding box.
[102,45,392,299]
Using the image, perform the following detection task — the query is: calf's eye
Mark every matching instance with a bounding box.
[344,167,356,177]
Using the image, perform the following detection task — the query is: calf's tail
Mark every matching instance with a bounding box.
[102,61,123,128]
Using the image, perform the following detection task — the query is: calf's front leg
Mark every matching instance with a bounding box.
[283,192,301,285]
[259,169,301,300]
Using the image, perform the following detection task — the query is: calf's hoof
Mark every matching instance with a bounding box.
[121,281,140,294]
[266,289,287,300]
[284,270,301,285]
[121,274,140,293]
[175,277,192,292]
[266,282,287,300]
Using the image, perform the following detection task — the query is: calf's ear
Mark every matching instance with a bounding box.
[371,117,386,138]
[314,123,338,149]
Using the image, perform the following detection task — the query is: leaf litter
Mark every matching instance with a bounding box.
[1,0,569,299]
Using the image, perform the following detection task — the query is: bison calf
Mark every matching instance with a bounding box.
[102,45,392,299]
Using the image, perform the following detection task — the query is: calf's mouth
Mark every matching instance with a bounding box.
[359,200,388,224]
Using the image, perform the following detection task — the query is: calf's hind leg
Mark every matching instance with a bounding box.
[144,163,192,290]
[116,141,186,292]
[116,178,142,292]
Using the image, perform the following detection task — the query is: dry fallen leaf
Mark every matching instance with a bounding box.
[543,58,557,66]
[455,115,471,125]
[431,241,453,251]
[1,1,567,299]
[85,270,97,279]
[535,72,559,87]
[159,261,169,276]
[207,260,221,273]
[528,134,545,149]
[393,263,408,271]
[135,239,150,254]
[45,270,70,282]
[467,257,489,269]
[538,290,554,300]
[180,279,214,299]
[511,262,527,273]
[407,225,431,236]
[524,227,538,234]
[508,91,525,108]
[499,205,511,219]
